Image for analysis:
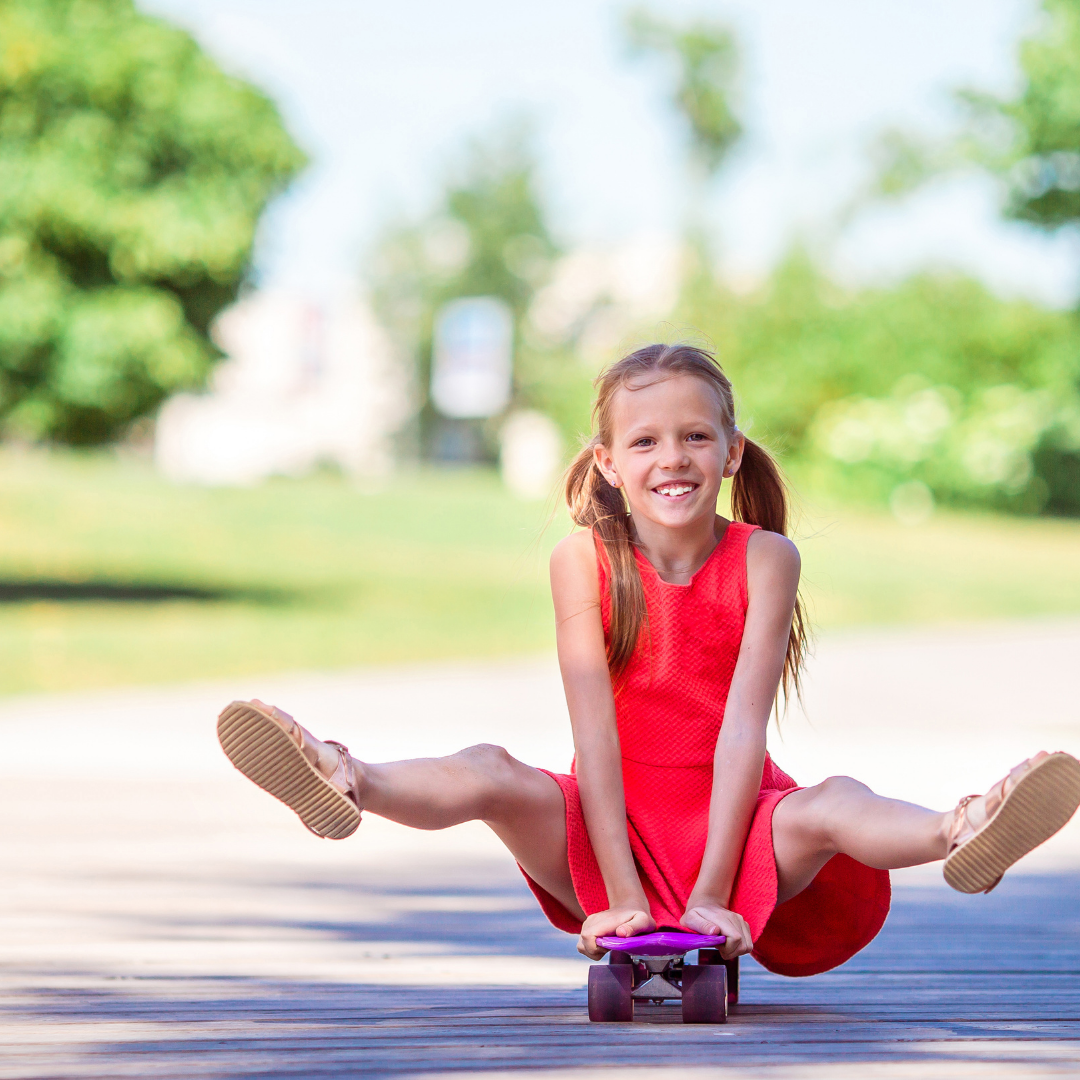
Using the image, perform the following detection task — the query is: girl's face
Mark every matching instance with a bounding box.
[594,374,744,532]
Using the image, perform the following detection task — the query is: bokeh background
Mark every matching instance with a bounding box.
[2,0,1080,696]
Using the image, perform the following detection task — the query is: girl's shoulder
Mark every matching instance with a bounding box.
[549,529,602,606]
[745,527,801,594]
[745,526,800,562]
[550,527,597,567]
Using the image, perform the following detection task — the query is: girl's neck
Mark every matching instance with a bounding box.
[629,511,726,585]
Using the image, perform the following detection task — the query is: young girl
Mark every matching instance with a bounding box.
[218,343,1080,974]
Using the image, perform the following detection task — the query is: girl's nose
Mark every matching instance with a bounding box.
[658,441,689,469]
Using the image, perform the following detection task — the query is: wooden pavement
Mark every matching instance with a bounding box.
[2,776,1080,1079]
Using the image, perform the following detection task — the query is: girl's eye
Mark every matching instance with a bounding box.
[633,438,655,447]
[687,433,708,442]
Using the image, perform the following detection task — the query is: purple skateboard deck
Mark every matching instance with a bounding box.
[597,931,726,956]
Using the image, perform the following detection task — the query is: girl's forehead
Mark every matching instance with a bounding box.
[610,373,725,420]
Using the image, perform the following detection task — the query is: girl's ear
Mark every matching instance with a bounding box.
[723,431,746,478]
[593,442,621,487]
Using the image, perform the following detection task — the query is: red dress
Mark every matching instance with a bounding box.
[522,521,890,977]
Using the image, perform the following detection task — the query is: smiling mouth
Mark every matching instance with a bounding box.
[654,482,698,499]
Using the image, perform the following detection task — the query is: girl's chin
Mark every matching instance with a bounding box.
[634,498,713,524]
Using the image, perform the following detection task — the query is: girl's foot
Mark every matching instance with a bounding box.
[943,751,1080,894]
[217,699,363,839]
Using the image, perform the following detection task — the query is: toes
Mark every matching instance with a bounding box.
[251,699,295,725]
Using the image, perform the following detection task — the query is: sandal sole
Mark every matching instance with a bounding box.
[217,701,361,840]
[943,751,1080,894]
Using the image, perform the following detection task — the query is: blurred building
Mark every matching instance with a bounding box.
[527,233,683,361]
[155,292,408,485]
[499,410,563,500]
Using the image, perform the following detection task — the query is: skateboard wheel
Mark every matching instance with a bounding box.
[725,958,739,1005]
[682,964,728,1024]
[588,963,633,1022]
[609,949,633,965]
[699,949,738,1005]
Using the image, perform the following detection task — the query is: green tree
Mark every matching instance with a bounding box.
[982,0,1080,229]
[370,125,562,459]
[623,8,744,324]
[624,8,742,177]
[960,0,1080,511]
[0,0,306,444]
[755,0,1080,515]
[679,250,1080,513]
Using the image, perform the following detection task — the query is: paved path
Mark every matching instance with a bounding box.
[2,619,1080,1078]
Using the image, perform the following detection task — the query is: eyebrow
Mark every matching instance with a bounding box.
[623,420,719,438]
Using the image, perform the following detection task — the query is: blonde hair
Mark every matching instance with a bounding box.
[564,343,807,703]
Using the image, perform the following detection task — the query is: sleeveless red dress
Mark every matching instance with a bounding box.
[522,521,890,977]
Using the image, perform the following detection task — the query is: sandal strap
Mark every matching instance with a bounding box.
[324,740,362,810]
[947,757,1035,856]
[259,706,362,809]
[947,794,980,853]
[949,760,1033,854]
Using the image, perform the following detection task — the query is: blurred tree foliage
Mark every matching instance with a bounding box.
[971,0,1080,512]
[615,7,1080,517]
[624,8,742,177]
[0,0,305,444]
[984,0,1080,230]
[848,0,1080,513]
[370,125,572,459]
[679,252,1080,515]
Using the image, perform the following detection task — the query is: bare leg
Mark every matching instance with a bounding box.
[241,702,584,918]
[771,751,1067,903]
[771,776,950,904]
[353,743,586,920]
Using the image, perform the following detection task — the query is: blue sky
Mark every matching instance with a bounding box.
[141,0,1079,306]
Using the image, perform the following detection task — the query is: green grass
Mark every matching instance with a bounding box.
[795,500,1080,628]
[1,448,1079,696]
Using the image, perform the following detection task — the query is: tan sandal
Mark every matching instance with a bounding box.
[217,700,362,839]
[943,751,1080,894]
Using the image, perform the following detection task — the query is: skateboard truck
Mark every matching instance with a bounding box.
[630,954,684,1002]
[588,931,737,1024]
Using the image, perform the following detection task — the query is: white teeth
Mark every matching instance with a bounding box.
[658,484,694,497]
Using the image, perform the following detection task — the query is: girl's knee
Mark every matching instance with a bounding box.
[779,776,868,846]
[456,742,517,775]
[455,743,529,795]
[806,776,872,834]
[816,775,869,799]
[454,744,556,820]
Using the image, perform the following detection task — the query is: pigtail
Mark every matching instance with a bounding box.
[732,436,809,706]
[565,439,646,676]
[731,438,788,535]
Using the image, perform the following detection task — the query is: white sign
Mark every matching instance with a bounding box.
[430,296,513,418]
[500,410,563,500]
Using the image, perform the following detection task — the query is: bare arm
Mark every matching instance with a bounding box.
[680,529,801,957]
[550,531,655,958]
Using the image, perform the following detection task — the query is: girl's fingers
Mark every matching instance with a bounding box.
[578,908,654,958]
[721,915,752,959]
[577,932,601,959]
[617,911,652,936]
[682,905,753,958]
[683,907,720,935]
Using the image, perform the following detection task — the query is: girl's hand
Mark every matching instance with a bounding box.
[578,905,656,960]
[681,902,753,960]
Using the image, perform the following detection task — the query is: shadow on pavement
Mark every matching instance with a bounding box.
[4,869,1080,1077]
[0,577,288,604]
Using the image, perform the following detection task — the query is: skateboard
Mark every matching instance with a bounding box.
[588,931,737,1024]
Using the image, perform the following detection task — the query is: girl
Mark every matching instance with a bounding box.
[218,343,1080,973]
